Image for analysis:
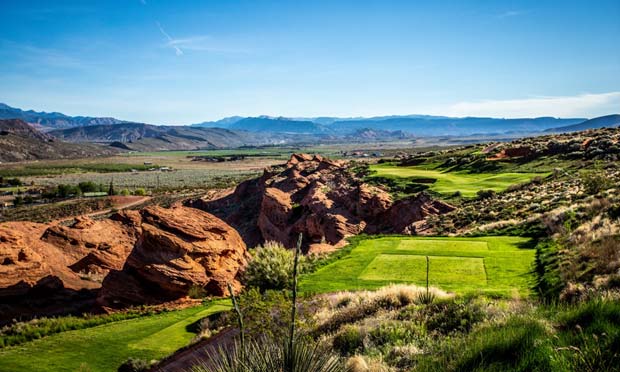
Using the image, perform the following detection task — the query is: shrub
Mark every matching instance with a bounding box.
[117,358,150,372]
[476,189,496,199]
[421,299,485,335]
[134,188,147,196]
[78,181,100,193]
[6,178,23,186]
[386,345,422,370]
[228,288,320,340]
[368,321,419,347]
[188,285,207,299]
[243,241,296,291]
[581,171,610,195]
[333,325,366,355]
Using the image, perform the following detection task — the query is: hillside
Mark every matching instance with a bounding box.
[545,114,620,132]
[0,103,127,131]
[50,122,337,150]
[50,123,258,151]
[0,119,119,162]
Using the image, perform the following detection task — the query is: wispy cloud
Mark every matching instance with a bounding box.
[438,92,620,118]
[497,10,527,18]
[155,22,250,55]
[139,0,146,4]
[156,22,183,56]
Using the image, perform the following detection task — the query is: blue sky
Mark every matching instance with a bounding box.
[0,0,619,124]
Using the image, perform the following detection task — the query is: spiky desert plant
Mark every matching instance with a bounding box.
[415,256,436,305]
[192,336,347,372]
[288,233,303,368]
[227,282,245,352]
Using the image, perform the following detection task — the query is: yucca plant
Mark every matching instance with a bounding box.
[193,234,349,372]
[415,256,436,305]
[192,337,347,372]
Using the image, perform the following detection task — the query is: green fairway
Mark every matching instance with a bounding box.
[300,236,536,297]
[0,301,231,372]
[369,163,545,197]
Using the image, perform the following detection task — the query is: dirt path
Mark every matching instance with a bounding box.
[88,195,151,217]
[152,328,239,372]
[54,195,151,224]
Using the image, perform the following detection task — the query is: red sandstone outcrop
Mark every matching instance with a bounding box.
[97,206,246,308]
[488,146,534,160]
[188,154,455,250]
[0,205,247,319]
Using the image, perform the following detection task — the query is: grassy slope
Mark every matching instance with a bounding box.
[369,163,544,197]
[0,302,231,372]
[300,236,535,297]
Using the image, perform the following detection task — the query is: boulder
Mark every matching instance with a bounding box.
[97,206,247,308]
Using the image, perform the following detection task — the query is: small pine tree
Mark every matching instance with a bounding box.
[108,180,115,196]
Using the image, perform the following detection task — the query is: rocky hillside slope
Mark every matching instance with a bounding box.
[49,122,329,151]
[0,103,127,131]
[188,154,454,251]
[0,119,120,162]
[0,206,246,321]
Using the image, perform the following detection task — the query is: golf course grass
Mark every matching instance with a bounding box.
[0,301,231,372]
[369,163,545,197]
[300,236,536,297]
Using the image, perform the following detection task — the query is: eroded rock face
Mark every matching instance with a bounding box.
[0,222,103,322]
[97,206,246,309]
[188,154,455,250]
[41,216,138,274]
[0,206,247,319]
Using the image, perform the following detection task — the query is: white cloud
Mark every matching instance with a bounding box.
[497,10,527,18]
[438,92,620,118]
[156,22,183,56]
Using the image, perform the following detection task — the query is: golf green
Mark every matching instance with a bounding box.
[300,236,535,297]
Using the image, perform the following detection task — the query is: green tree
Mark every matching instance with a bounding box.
[108,180,115,196]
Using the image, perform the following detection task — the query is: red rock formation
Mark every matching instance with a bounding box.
[0,205,247,319]
[41,216,137,274]
[188,154,455,250]
[97,206,246,308]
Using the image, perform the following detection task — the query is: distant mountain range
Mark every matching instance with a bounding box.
[0,119,119,162]
[1,103,619,152]
[0,103,127,130]
[544,114,620,133]
[191,114,590,136]
[49,123,293,152]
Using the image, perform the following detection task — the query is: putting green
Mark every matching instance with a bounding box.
[359,255,487,286]
[300,236,535,297]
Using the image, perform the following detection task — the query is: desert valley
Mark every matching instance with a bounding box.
[1,1,619,371]
[1,107,619,371]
